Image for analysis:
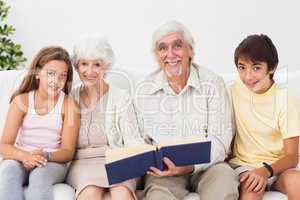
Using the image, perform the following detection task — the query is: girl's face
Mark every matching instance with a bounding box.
[37,60,69,96]
[237,57,274,94]
[76,59,108,87]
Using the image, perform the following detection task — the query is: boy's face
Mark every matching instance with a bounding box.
[237,57,274,94]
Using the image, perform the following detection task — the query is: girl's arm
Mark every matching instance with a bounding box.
[0,94,32,161]
[49,96,80,163]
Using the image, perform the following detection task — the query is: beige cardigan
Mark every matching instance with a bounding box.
[72,84,144,148]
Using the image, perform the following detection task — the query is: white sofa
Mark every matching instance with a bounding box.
[0,67,297,200]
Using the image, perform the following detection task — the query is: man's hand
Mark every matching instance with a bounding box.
[239,167,269,193]
[147,157,194,177]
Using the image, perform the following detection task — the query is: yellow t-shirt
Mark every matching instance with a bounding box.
[229,80,300,168]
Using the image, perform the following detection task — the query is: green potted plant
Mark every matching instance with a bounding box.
[0,0,26,70]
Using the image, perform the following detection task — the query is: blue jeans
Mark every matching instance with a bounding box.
[0,160,67,200]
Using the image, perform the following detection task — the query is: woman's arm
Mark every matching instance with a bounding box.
[118,92,145,147]
[49,96,80,163]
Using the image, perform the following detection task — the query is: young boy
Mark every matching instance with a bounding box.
[229,34,300,200]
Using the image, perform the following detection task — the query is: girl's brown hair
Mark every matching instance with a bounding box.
[10,46,73,103]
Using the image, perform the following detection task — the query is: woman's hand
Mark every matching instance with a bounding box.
[147,157,194,177]
[239,167,269,193]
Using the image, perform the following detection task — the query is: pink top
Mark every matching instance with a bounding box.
[15,90,65,152]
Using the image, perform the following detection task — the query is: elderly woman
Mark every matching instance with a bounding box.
[66,35,143,200]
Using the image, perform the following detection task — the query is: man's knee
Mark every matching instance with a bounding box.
[205,163,238,182]
[195,163,239,200]
[143,183,175,200]
[208,163,236,175]
[143,175,189,200]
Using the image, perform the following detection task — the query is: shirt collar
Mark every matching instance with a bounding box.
[147,63,201,95]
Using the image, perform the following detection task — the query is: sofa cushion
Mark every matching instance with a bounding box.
[136,190,286,200]
[263,191,287,200]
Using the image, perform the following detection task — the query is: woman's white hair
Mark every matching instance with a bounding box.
[152,20,195,53]
[72,34,116,67]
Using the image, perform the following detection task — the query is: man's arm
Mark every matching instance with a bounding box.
[193,77,234,174]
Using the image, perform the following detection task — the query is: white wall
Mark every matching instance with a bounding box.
[7,0,300,75]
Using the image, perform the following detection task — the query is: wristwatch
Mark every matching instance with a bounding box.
[262,162,274,178]
[43,151,51,161]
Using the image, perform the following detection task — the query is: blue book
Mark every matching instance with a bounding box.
[105,138,211,185]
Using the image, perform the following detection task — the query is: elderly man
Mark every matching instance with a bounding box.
[135,21,239,200]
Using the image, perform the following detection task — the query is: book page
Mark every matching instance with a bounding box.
[157,136,209,148]
[156,136,211,167]
[105,144,156,163]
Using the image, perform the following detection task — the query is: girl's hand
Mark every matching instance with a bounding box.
[31,149,44,157]
[240,167,269,193]
[22,152,47,169]
[22,160,35,171]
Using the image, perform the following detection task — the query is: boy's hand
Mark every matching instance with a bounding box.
[240,167,269,193]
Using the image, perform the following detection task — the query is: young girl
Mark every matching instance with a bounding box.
[0,46,79,200]
[229,34,300,200]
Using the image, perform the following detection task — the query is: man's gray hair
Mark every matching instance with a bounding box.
[72,34,115,68]
[152,20,195,52]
